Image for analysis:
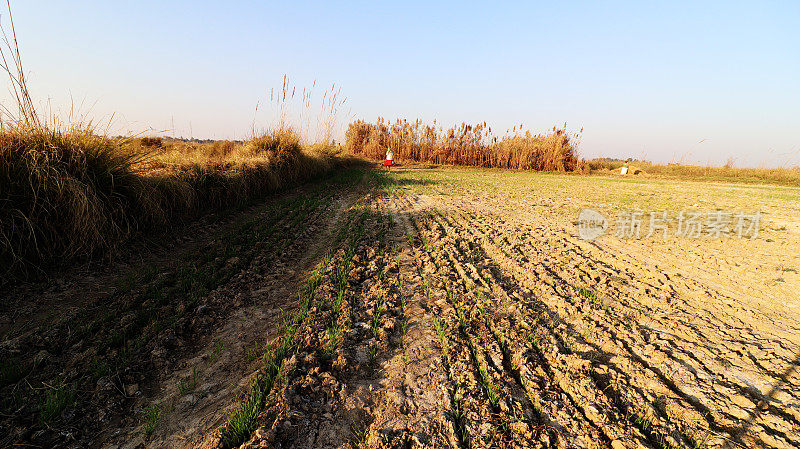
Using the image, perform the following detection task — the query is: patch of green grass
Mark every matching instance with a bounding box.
[433,316,450,360]
[686,428,710,449]
[399,286,407,309]
[219,234,336,448]
[220,338,291,448]
[39,384,76,425]
[448,383,470,447]
[333,263,349,293]
[575,285,595,300]
[631,407,654,432]
[367,343,379,369]
[0,358,28,386]
[620,401,680,449]
[332,290,344,319]
[371,304,382,341]
[451,292,501,412]
[400,316,410,348]
[140,403,160,436]
[525,326,545,349]
[476,356,500,409]
[89,357,111,379]
[245,345,259,363]
[208,338,225,364]
[574,285,613,311]
[326,326,340,353]
[178,367,199,395]
[348,419,370,448]
[220,380,266,447]
[556,334,575,355]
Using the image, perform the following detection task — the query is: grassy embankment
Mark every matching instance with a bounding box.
[0,124,353,286]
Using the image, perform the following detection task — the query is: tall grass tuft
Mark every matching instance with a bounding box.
[0,126,154,277]
[345,118,582,171]
[247,128,302,165]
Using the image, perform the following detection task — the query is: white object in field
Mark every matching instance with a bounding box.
[386,150,394,161]
[620,166,628,175]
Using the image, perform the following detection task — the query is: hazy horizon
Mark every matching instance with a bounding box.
[3,1,799,168]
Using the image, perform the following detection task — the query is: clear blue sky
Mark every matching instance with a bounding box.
[5,1,799,167]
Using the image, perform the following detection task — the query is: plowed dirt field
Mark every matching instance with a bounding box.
[2,166,798,449]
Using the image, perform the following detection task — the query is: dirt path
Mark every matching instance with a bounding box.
[0,168,367,449]
[224,176,457,449]
[124,171,371,449]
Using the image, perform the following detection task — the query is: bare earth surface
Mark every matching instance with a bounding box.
[1,166,798,449]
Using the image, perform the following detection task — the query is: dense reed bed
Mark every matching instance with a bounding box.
[345,118,583,171]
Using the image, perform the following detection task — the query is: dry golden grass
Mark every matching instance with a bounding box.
[1,127,147,274]
[345,118,583,171]
[0,114,354,285]
[0,125,350,285]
